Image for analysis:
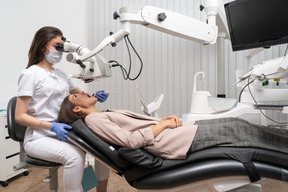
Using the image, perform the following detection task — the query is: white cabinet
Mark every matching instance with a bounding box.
[0,113,27,187]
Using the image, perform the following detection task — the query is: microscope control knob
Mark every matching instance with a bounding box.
[157,13,167,22]
[200,5,204,11]
[113,11,120,20]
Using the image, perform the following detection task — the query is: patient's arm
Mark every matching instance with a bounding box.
[85,112,182,149]
[151,118,179,137]
[86,113,155,149]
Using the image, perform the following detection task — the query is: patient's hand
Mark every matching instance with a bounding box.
[162,115,183,127]
[152,115,182,137]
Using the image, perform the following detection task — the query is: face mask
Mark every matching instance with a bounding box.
[45,46,63,64]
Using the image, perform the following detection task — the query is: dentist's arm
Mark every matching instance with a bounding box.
[15,96,71,141]
[15,96,52,130]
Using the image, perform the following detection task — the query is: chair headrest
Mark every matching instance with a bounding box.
[71,119,130,169]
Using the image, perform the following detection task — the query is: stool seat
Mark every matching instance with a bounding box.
[26,155,61,168]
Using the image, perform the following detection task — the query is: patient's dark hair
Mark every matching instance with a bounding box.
[58,96,86,124]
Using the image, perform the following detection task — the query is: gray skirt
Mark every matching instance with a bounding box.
[187,117,288,154]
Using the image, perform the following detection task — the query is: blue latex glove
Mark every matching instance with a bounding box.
[95,90,109,103]
[51,122,72,141]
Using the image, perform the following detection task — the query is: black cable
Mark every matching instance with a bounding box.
[284,44,288,56]
[125,35,143,80]
[247,76,288,125]
[109,35,143,81]
[108,60,129,80]
[238,77,255,102]
[124,36,132,79]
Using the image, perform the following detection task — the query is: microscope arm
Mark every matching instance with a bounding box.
[80,22,131,61]
[64,0,229,82]
[80,1,229,62]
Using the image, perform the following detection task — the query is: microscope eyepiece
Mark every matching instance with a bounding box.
[56,43,64,52]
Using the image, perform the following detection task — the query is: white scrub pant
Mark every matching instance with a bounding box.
[24,136,85,192]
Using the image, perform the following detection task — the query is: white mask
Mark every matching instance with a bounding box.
[45,46,63,64]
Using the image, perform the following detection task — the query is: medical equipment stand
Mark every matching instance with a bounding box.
[217,32,226,98]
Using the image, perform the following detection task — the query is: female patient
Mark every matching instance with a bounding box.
[58,91,288,160]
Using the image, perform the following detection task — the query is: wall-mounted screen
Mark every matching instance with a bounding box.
[225,0,288,51]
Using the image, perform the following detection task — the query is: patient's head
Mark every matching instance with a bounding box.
[58,92,98,124]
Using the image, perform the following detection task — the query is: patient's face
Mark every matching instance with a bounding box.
[69,91,97,108]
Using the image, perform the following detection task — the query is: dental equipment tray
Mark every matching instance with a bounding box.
[68,119,288,190]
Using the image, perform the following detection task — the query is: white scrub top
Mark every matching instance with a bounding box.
[17,65,77,141]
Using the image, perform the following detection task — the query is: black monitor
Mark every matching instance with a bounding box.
[225,0,288,52]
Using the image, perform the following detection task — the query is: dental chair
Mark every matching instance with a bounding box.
[68,119,288,192]
[7,97,62,192]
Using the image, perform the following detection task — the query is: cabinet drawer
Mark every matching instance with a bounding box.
[5,138,20,157]
[5,154,20,177]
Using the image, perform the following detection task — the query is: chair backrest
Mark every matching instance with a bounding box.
[7,96,27,142]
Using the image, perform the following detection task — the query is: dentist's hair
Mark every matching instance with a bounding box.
[58,96,86,124]
[27,26,63,69]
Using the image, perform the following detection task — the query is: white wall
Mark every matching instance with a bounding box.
[0,0,93,108]
[90,0,288,123]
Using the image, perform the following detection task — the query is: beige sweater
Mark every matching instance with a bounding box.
[85,110,198,159]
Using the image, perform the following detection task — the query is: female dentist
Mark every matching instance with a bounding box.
[15,26,109,192]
